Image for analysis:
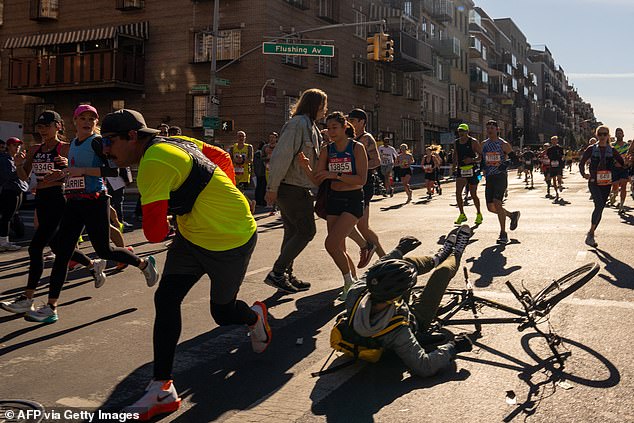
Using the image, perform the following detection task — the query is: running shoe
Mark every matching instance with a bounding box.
[475,213,483,225]
[585,233,598,248]
[433,233,456,267]
[608,192,617,206]
[78,235,85,244]
[497,233,509,245]
[0,240,21,252]
[454,213,467,224]
[25,303,58,323]
[264,271,298,294]
[357,242,377,268]
[249,301,272,353]
[396,236,422,255]
[618,204,625,214]
[1,295,34,314]
[116,246,135,271]
[509,211,521,231]
[141,255,160,287]
[338,278,355,302]
[43,251,56,261]
[90,259,108,288]
[287,272,311,291]
[68,260,82,272]
[453,225,473,257]
[123,379,181,421]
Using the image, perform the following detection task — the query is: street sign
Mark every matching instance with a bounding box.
[262,42,334,57]
[215,78,231,86]
[211,96,221,105]
[203,116,221,129]
[192,84,209,92]
[204,128,215,137]
[222,120,234,132]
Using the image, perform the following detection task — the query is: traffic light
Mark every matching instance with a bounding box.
[378,32,394,62]
[367,34,379,61]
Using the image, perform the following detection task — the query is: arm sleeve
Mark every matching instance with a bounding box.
[579,148,592,176]
[267,119,303,192]
[202,143,236,185]
[381,327,455,378]
[142,200,170,243]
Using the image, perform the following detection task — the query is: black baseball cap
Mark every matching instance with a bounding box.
[348,108,368,122]
[35,110,62,125]
[101,109,161,135]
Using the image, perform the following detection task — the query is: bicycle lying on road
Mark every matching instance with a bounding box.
[415,262,600,368]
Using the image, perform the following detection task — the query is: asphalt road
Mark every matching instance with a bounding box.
[1,169,633,423]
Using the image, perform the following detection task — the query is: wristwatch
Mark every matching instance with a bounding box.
[336,172,343,180]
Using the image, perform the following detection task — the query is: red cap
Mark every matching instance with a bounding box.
[74,104,99,119]
[6,137,23,145]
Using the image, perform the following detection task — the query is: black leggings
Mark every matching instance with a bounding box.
[47,195,140,299]
[26,186,92,291]
[588,182,612,226]
[0,190,22,237]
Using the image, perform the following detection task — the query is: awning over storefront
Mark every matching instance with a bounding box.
[3,21,149,49]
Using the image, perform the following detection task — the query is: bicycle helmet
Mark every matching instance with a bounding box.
[366,259,418,302]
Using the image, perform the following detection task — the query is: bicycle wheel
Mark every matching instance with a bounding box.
[0,399,44,423]
[532,262,599,312]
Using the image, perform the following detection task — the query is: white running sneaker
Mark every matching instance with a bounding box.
[0,240,21,252]
[90,259,108,288]
[25,303,58,323]
[141,255,160,287]
[1,295,34,314]
[123,379,181,421]
[249,301,272,353]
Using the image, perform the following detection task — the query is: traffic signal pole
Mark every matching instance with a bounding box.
[208,0,220,140]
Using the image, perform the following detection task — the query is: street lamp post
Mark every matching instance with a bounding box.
[207,0,220,141]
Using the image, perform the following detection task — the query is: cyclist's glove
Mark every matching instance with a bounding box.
[396,236,422,255]
[452,334,473,354]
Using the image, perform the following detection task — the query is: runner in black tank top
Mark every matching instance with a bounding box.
[453,124,482,225]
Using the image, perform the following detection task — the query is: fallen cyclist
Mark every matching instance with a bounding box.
[342,225,474,377]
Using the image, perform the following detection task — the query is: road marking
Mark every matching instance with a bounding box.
[245,267,269,277]
[478,290,634,310]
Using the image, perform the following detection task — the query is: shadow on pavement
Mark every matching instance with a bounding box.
[310,351,470,423]
[101,288,343,422]
[466,244,522,287]
[591,249,634,289]
[0,307,136,355]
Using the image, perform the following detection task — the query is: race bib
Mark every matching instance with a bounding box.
[381,153,394,165]
[328,158,353,174]
[234,166,244,175]
[596,170,612,186]
[32,162,54,180]
[423,164,433,172]
[525,160,532,165]
[541,158,550,166]
[65,176,86,191]
[460,165,474,177]
[550,160,559,167]
[485,152,501,166]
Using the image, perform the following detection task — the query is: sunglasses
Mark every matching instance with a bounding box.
[597,132,609,136]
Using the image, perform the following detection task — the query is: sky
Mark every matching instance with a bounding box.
[474,0,634,138]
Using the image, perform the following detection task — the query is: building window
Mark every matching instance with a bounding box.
[353,60,369,87]
[282,54,307,68]
[193,29,241,63]
[353,10,367,39]
[112,100,125,110]
[376,67,387,92]
[317,0,338,23]
[285,0,309,10]
[316,53,337,77]
[404,1,412,16]
[30,0,58,20]
[405,78,419,100]
[402,118,415,141]
[0,0,4,25]
[116,0,144,10]
[390,71,403,96]
[284,95,299,122]
[192,95,209,128]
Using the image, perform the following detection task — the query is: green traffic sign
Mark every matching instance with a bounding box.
[192,84,209,92]
[216,78,231,86]
[262,42,334,57]
[203,116,221,129]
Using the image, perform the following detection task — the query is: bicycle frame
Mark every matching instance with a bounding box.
[429,271,571,368]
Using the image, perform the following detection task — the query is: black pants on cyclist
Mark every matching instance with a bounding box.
[26,186,92,291]
[47,194,140,299]
[153,232,258,380]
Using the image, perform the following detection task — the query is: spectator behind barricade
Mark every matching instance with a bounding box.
[264,88,327,294]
